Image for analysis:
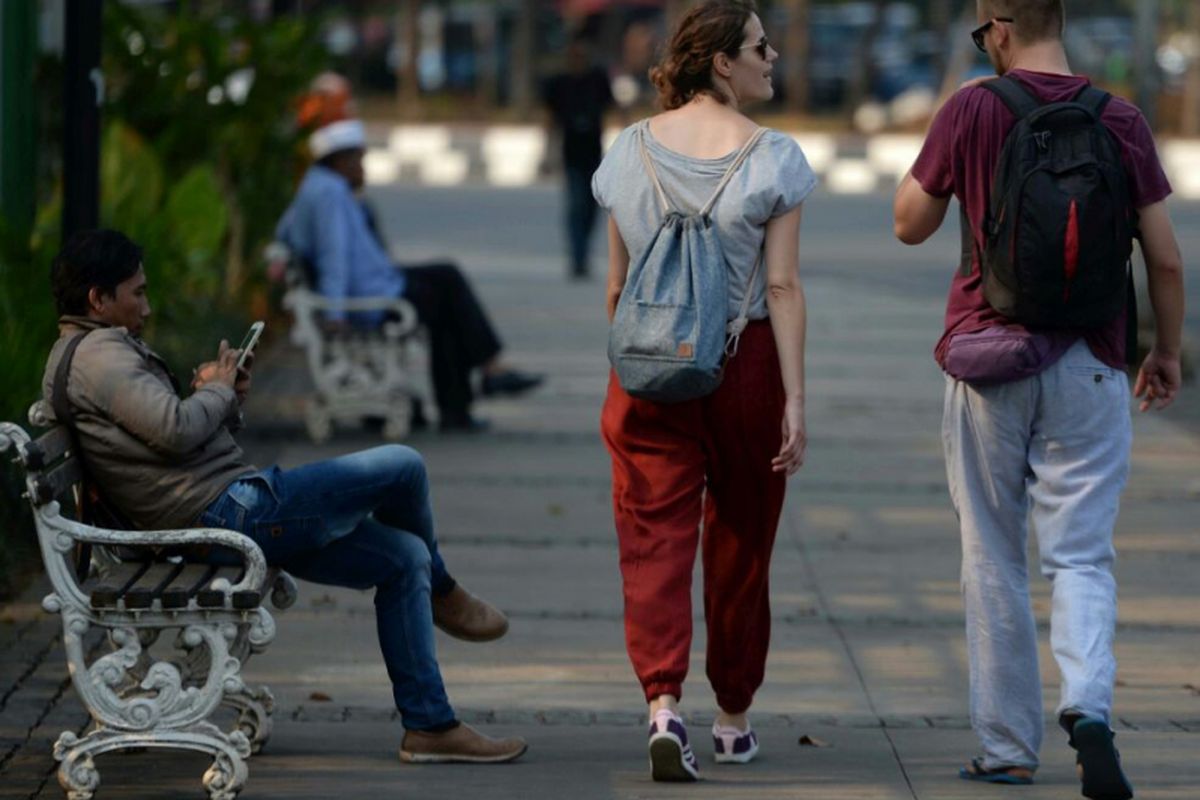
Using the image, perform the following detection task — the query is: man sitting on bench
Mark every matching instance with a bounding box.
[41,229,528,764]
[275,118,542,432]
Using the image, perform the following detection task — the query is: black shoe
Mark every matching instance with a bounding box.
[480,369,544,397]
[1069,717,1133,800]
[438,412,490,433]
[410,398,429,432]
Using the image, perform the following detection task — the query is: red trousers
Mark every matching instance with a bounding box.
[601,321,787,713]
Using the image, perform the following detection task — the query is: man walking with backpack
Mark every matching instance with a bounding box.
[893,1,1185,797]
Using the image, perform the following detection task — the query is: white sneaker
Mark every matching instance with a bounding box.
[712,719,759,764]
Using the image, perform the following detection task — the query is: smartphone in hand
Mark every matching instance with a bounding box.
[236,321,265,370]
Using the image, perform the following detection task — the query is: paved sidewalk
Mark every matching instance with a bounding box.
[1,192,1197,799]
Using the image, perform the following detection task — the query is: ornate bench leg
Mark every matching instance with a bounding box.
[305,398,332,443]
[55,723,251,800]
[223,685,275,754]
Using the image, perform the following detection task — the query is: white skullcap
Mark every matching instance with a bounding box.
[309,119,366,160]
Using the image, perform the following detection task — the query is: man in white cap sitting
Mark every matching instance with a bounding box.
[277,118,542,431]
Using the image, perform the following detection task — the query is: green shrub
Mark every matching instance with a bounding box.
[0,5,326,599]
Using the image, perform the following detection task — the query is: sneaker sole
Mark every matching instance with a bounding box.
[714,741,759,764]
[1075,720,1133,800]
[648,736,699,782]
[400,743,528,764]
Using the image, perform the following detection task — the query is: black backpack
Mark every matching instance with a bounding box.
[965,76,1135,330]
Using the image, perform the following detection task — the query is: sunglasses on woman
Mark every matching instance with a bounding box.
[739,36,769,60]
[971,17,1013,53]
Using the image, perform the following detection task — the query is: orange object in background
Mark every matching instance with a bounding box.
[296,72,357,129]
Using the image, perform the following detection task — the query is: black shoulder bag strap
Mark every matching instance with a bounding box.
[51,331,141,577]
[51,331,94,581]
[50,332,89,430]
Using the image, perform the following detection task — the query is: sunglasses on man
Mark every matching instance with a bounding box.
[971,17,1014,53]
[974,17,1012,53]
[739,35,769,60]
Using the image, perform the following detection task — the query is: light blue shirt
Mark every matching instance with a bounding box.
[275,165,405,322]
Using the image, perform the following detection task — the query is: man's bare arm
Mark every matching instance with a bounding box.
[893,170,952,245]
[1133,200,1186,412]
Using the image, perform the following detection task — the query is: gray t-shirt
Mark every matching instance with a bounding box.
[592,120,818,320]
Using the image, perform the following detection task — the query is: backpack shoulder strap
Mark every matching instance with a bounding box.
[980,76,1041,119]
[51,331,91,427]
[637,121,675,216]
[1073,85,1113,118]
[699,127,769,218]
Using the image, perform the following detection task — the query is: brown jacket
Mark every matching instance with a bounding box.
[41,316,254,530]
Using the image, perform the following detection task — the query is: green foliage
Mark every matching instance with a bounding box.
[102,3,327,305]
[0,5,327,598]
[0,222,56,599]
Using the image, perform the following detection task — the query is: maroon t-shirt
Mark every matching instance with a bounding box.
[912,69,1173,370]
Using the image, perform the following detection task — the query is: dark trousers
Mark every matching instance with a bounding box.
[600,321,786,713]
[565,161,600,276]
[400,262,502,418]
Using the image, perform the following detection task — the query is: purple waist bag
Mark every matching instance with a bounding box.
[943,327,1074,385]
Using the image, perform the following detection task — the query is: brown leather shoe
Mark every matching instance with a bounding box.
[400,723,527,764]
[432,585,509,642]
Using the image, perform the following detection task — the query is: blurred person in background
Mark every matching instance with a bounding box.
[275,119,543,432]
[894,0,1184,796]
[543,34,615,280]
[593,0,815,782]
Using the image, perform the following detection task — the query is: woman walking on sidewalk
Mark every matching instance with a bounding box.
[592,0,816,782]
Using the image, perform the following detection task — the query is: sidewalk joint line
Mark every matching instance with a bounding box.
[784,502,920,800]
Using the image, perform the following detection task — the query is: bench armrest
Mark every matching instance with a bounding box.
[282,288,420,340]
[40,507,269,598]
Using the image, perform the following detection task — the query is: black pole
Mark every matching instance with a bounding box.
[62,0,103,241]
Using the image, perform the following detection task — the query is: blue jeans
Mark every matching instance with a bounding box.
[942,340,1132,770]
[200,445,457,731]
[565,162,600,274]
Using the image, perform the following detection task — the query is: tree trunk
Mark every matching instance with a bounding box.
[510,0,537,114]
[783,0,810,114]
[665,0,691,32]
[476,4,499,111]
[929,0,953,90]
[396,0,421,118]
[1182,0,1200,136]
[843,0,887,121]
[937,0,978,103]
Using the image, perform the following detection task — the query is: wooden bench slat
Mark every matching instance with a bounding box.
[87,562,151,609]
[84,559,265,611]
[122,562,186,610]
[32,457,84,506]
[20,427,74,470]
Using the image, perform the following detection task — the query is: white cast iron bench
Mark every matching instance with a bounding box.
[0,401,298,799]
[267,242,426,443]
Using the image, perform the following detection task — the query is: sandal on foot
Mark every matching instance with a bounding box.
[1070,718,1133,800]
[959,758,1035,785]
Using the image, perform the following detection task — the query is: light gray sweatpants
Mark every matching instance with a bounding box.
[942,339,1132,771]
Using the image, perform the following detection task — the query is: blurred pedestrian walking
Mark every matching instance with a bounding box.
[894,1,1185,796]
[593,0,816,782]
[543,34,614,280]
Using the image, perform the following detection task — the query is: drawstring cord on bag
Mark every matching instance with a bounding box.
[724,248,763,359]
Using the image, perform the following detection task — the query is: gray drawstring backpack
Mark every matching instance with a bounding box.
[608,121,768,403]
